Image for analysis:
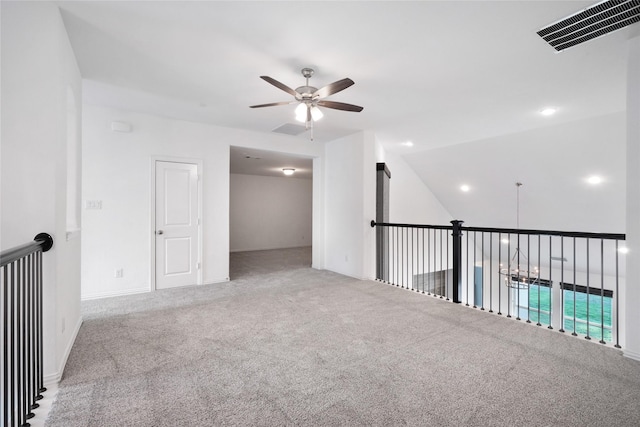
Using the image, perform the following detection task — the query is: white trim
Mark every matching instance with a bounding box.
[312,156,324,270]
[81,286,151,301]
[27,383,58,427]
[44,317,83,385]
[623,348,640,362]
[202,277,231,285]
[150,156,204,291]
[230,244,312,253]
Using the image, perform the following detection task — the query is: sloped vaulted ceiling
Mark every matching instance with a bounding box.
[57,1,634,232]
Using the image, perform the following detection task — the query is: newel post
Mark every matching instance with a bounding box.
[451,220,464,304]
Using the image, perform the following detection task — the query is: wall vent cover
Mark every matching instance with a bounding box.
[272,123,307,136]
[537,0,640,52]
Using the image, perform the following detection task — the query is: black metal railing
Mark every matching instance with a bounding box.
[371,220,626,348]
[1,233,53,427]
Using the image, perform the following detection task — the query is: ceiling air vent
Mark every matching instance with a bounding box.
[272,123,307,136]
[537,0,640,52]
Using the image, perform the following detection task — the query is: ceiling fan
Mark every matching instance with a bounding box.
[250,67,363,131]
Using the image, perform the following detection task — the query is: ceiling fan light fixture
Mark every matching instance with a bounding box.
[250,68,363,137]
[295,103,307,122]
[310,106,323,121]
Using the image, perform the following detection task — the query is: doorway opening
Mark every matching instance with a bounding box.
[229,146,313,279]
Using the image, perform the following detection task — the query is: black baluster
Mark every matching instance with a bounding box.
[410,227,414,291]
[480,232,485,310]
[3,265,9,427]
[507,234,512,318]
[572,238,577,337]
[516,233,521,321]
[403,227,406,289]
[615,241,621,348]
[526,235,531,323]
[559,237,564,332]
[599,239,606,344]
[17,258,24,426]
[421,228,425,294]
[427,229,431,295]
[28,253,36,415]
[466,230,470,307]
[10,262,16,427]
[445,228,450,301]
[440,229,444,299]
[467,231,478,308]
[586,238,591,340]
[498,233,502,316]
[395,227,398,287]
[489,233,493,313]
[536,235,541,326]
[37,251,45,398]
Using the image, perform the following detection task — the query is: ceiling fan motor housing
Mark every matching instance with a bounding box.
[295,86,318,102]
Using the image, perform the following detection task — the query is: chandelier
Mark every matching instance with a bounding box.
[499,182,539,289]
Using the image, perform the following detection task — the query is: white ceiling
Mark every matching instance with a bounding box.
[230,146,313,180]
[56,1,636,232]
[59,1,630,150]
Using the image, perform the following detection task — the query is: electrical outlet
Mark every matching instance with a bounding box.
[115,268,123,278]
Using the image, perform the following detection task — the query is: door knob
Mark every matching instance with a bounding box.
[156,230,164,235]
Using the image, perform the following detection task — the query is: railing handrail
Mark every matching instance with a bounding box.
[370,220,453,230]
[371,220,625,241]
[371,217,625,348]
[0,233,54,268]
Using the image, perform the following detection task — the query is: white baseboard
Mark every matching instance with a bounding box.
[44,316,83,385]
[81,286,151,301]
[623,347,640,362]
[202,277,230,285]
[230,245,312,253]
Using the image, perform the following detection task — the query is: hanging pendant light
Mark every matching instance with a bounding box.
[499,182,539,289]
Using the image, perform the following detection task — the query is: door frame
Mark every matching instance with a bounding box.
[150,156,204,290]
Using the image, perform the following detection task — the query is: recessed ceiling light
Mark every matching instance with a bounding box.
[540,107,557,116]
[402,141,414,147]
[282,168,295,176]
[460,185,470,192]
[587,175,603,185]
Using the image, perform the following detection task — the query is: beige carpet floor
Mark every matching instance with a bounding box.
[46,247,640,426]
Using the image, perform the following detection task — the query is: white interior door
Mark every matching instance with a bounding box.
[155,161,199,289]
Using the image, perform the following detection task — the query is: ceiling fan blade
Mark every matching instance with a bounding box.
[260,76,297,97]
[317,100,364,112]
[249,101,294,108]
[313,78,354,99]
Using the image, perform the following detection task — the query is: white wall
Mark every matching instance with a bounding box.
[82,104,323,299]
[625,33,640,361]
[1,1,82,382]
[376,149,452,225]
[323,131,377,280]
[322,132,453,281]
[230,173,312,252]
